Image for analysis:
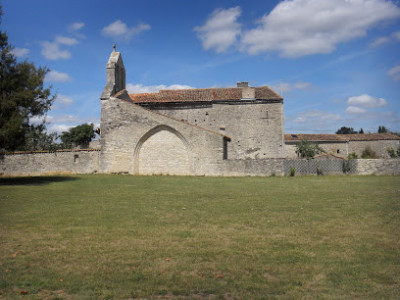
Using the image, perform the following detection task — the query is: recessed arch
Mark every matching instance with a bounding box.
[133,125,193,175]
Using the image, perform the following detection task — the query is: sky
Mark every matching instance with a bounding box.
[2,0,400,134]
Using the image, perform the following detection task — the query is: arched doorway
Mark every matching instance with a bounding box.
[134,125,192,175]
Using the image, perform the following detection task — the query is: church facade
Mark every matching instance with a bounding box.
[99,49,285,175]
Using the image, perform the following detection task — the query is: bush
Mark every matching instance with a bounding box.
[289,167,295,177]
[387,147,397,158]
[348,152,358,159]
[342,160,351,173]
[361,146,377,159]
[295,140,323,158]
[316,167,324,176]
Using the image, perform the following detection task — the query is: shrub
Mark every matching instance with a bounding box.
[361,146,377,159]
[348,152,358,159]
[342,160,351,173]
[289,167,295,177]
[295,140,324,158]
[316,167,324,176]
[387,147,397,158]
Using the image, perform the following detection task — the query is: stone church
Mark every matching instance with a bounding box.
[99,48,285,175]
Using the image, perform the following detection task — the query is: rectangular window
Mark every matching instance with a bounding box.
[223,138,228,160]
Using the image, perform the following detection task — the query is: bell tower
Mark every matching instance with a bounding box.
[100,44,126,100]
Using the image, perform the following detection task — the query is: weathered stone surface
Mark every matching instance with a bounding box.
[285,139,400,159]
[355,159,400,175]
[0,150,100,176]
[100,51,126,100]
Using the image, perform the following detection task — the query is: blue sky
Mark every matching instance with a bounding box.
[2,0,400,134]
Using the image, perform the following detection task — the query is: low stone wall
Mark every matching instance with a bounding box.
[220,159,285,176]
[354,159,400,175]
[1,152,399,177]
[0,150,100,177]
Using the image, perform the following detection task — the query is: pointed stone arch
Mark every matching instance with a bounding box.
[133,125,193,175]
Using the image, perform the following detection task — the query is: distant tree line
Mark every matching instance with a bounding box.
[335,125,395,135]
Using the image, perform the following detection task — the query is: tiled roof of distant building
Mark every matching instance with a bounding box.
[129,86,282,103]
[285,133,400,142]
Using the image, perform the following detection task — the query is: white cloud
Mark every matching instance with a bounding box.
[370,36,390,47]
[48,124,73,133]
[346,106,367,114]
[69,22,85,31]
[392,31,400,40]
[347,94,387,108]
[55,94,74,105]
[370,30,400,48]
[45,70,72,82]
[55,35,78,45]
[126,83,195,94]
[388,64,400,81]
[53,115,83,123]
[40,41,71,60]
[293,110,341,123]
[241,0,400,57]
[11,47,29,58]
[102,20,151,41]
[194,7,241,53]
[271,81,310,94]
[29,115,46,125]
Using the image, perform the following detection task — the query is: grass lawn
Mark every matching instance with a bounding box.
[0,175,399,299]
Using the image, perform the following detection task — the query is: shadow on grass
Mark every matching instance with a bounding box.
[0,176,79,186]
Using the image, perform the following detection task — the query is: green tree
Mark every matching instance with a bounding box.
[24,123,59,151]
[361,146,377,159]
[359,128,364,134]
[336,126,357,134]
[0,6,55,152]
[60,123,95,149]
[378,125,388,133]
[295,140,324,158]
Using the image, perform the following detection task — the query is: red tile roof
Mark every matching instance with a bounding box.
[129,86,282,103]
[285,133,400,142]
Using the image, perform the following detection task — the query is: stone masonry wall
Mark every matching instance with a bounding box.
[0,150,100,176]
[153,101,285,159]
[355,159,400,175]
[1,152,399,177]
[285,140,400,159]
[100,97,227,175]
[349,140,400,158]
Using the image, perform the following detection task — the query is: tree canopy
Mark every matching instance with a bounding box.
[0,6,55,152]
[60,123,96,149]
[295,140,324,158]
[335,126,357,134]
[378,125,388,133]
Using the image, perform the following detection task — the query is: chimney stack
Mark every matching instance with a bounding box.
[237,82,255,99]
[237,82,248,88]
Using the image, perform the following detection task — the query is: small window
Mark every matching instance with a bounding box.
[223,139,228,160]
[74,154,79,163]
[337,149,340,154]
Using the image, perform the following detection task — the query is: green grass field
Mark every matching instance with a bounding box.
[0,175,399,299]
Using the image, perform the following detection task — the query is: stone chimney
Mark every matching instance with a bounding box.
[237,82,255,100]
[100,45,126,100]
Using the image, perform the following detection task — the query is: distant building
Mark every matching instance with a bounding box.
[285,133,400,158]
[99,49,284,175]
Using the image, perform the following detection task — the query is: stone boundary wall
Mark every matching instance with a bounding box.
[1,152,399,177]
[220,159,285,176]
[0,150,100,177]
[355,159,400,175]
